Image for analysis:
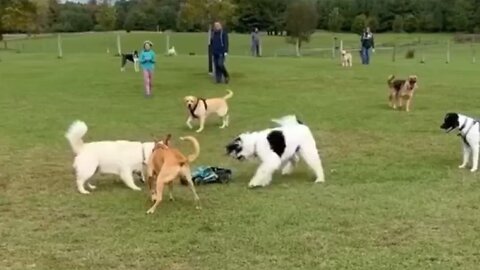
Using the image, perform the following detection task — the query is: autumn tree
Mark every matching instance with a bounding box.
[1,0,37,34]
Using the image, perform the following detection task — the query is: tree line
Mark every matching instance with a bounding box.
[1,0,480,41]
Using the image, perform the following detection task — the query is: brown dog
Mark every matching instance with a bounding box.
[387,75,418,112]
[145,134,201,214]
[184,89,233,133]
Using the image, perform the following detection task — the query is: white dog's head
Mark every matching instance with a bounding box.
[341,50,347,56]
[225,132,258,161]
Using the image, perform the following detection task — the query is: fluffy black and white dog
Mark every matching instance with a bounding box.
[121,50,139,72]
[440,112,480,172]
[226,115,325,187]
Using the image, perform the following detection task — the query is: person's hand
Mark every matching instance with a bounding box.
[372,48,375,53]
[224,52,228,56]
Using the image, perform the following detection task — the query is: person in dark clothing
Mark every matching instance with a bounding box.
[210,21,230,84]
[251,27,260,57]
[207,25,213,75]
[360,27,375,65]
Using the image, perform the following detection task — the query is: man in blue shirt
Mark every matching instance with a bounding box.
[210,21,230,84]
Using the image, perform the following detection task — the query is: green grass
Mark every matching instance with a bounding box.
[1,32,480,269]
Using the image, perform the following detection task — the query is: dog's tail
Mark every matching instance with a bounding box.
[180,136,200,163]
[65,120,88,155]
[223,89,234,100]
[387,75,395,86]
[271,115,304,127]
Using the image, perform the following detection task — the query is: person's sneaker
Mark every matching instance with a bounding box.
[224,77,230,84]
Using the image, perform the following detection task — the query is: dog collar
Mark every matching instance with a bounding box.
[188,98,208,119]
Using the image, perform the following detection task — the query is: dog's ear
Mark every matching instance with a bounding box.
[164,134,172,146]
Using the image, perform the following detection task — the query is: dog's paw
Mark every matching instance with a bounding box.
[146,208,155,214]
[195,129,203,133]
[314,178,325,183]
[470,168,477,173]
[87,184,97,190]
[459,164,467,169]
[78,189,91,195]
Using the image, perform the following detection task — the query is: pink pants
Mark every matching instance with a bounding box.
[143,70,153,95]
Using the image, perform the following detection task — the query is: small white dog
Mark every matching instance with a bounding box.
[225,115,325,188]
[341,49,352,67]
[65,120,154,194]
[167,46,177,56]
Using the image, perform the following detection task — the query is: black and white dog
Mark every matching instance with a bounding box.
[121,50,139,72]
[440,112,480,172]
[226,115,325,188]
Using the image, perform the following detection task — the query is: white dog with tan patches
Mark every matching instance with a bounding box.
[65,120,154,194]
[225,115,325,188]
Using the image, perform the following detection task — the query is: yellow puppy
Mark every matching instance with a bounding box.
[184,89,233,133]
[341,50,352,67]
[145,134,201,214]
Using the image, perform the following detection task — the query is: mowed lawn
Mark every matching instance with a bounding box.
[1,32,480,269]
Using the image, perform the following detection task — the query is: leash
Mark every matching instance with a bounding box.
[188,98,208,119]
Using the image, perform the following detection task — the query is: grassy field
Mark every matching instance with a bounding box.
[1,32,480,269]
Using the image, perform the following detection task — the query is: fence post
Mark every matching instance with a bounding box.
[471,36,476,64]
[331,38,336,59]
[446,40,451,64]
[116,33,122,56]
[166,33,170,54]
[419,37,425,63]
[57,34,63,59]
[392,44,396,62]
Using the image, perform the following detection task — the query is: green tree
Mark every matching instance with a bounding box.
[392,15,404,32]
[95,0,116,31]
[351,14,366,34]
[403,14,418,33]
[285,0,318,56]
[367,16,379,32]
[177,0,236,31]
[451,0,474,31]
[327,7,343,32]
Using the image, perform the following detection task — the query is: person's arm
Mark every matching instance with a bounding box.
[223,31,229,54]
[150,51,156,63]
[371,35,375,49]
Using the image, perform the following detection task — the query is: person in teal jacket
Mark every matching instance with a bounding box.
[140,40,156,97]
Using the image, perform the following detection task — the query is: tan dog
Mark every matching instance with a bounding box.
[341,50,352,67]
[387,75,419,112]
[184,89,233,133]
[145,134,201,214]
